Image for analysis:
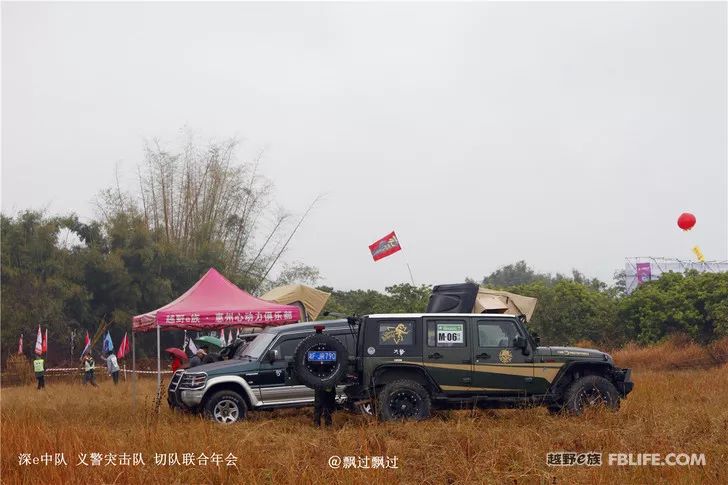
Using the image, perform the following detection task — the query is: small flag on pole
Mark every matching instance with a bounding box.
[81,330,91,357]
[187,336,198,355]
[117,332,129,359]
[18,334,23,354]
[35,325,43,355]
[42,328,48,355]
[102,331,114,353]
[369,231,402,261]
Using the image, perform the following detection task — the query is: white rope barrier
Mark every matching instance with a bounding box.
[44,368,173,374]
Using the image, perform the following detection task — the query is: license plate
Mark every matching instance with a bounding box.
[307,351,337,362]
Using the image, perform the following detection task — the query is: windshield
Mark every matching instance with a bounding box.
[241,333,275,360]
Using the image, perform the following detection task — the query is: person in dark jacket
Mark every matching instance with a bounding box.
[313,387,336,427]
[189,349,206,368]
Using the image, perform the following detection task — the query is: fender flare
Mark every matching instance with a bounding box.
[371,364,439,392]
[203,375,261,408]
[549,361,615,394]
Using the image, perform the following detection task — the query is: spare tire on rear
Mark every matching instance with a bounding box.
[293,333,348,390]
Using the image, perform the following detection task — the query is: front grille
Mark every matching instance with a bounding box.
[179,372,207,390]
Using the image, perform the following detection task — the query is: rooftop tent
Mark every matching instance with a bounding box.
[426,283,538,322]
[130,268,301,404]
[260,284,331,321]
[474,288,538,322]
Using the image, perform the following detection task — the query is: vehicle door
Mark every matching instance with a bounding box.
[423,317,472,392]
[470,317,536,394]
[257,333,312,404]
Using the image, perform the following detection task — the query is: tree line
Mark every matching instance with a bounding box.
[322,261,728,348]
[2,135,726,366]
[3,203,726,368]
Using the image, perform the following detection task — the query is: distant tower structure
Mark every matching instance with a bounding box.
[624,257,728,294]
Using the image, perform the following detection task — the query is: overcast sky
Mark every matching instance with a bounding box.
[3,2,727,290]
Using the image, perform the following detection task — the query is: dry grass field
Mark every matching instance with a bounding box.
[2,341,727,485]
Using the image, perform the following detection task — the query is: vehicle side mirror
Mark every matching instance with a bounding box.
[267,349,281,362]
[514,336,530,355]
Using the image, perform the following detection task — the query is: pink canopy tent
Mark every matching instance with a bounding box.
[130,268,301,402]
[133,268,301,332]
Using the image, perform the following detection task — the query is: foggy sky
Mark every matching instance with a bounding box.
[2,2,727,290]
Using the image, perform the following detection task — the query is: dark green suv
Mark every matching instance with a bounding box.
[293,312,633,420]
[167,319,358,423]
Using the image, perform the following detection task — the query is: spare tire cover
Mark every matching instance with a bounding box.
[293,334,348,390]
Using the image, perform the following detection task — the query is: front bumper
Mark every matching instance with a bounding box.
[613,368,634,397]
[179,389,206,407]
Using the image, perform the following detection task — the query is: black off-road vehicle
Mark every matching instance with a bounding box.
[293,283,633,420]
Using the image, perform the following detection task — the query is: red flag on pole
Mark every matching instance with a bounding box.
[18,334,23,354]
[34,325,43,355]
[117,332,129,359]
[42,328,48,354]
[369,231,402,261]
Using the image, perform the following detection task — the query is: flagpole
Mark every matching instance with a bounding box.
[401,249,415,285]
[131,330,136,411]
[156,324,161,406]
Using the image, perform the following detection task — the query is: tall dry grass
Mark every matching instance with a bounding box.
[1,344,727,484]
[613,336,728,371]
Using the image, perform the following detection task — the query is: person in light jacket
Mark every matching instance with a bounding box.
[82,353,98,387]
[101,351,120,384]
[33,353,45,390]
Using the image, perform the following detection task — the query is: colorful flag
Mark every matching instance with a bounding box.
[102,331,114,353]
[18,334,23,354]
[117,332,130,359]
[81,330,91,357]
[369,231,402,261]
[35,325,43,355]
[42,328,48,354]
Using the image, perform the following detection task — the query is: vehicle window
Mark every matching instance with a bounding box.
[333,331,357,355]
[241,333,275,359]
[272,336,305,360]
[427,320,466,347]
[378,321,414,346]
[477,321,519,347]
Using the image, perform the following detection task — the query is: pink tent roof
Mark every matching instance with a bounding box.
[132,268,301,333]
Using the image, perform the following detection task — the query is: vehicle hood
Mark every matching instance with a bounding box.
[539,346,610,361]
[185,358,258,376]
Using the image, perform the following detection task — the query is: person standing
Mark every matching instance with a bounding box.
[33,353,45,390]
[313,386,336,427]
[101,351,120,384]
[82,353,98,387]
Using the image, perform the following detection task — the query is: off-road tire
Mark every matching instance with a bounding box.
[563,375,620,415]
[293,334,348,390]
[203,390,248,424]
[377,379,431,421]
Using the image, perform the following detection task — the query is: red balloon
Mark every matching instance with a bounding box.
[677,212,696,231]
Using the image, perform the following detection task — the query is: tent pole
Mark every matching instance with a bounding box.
[131,330,136,411]
[156,324,161,406]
